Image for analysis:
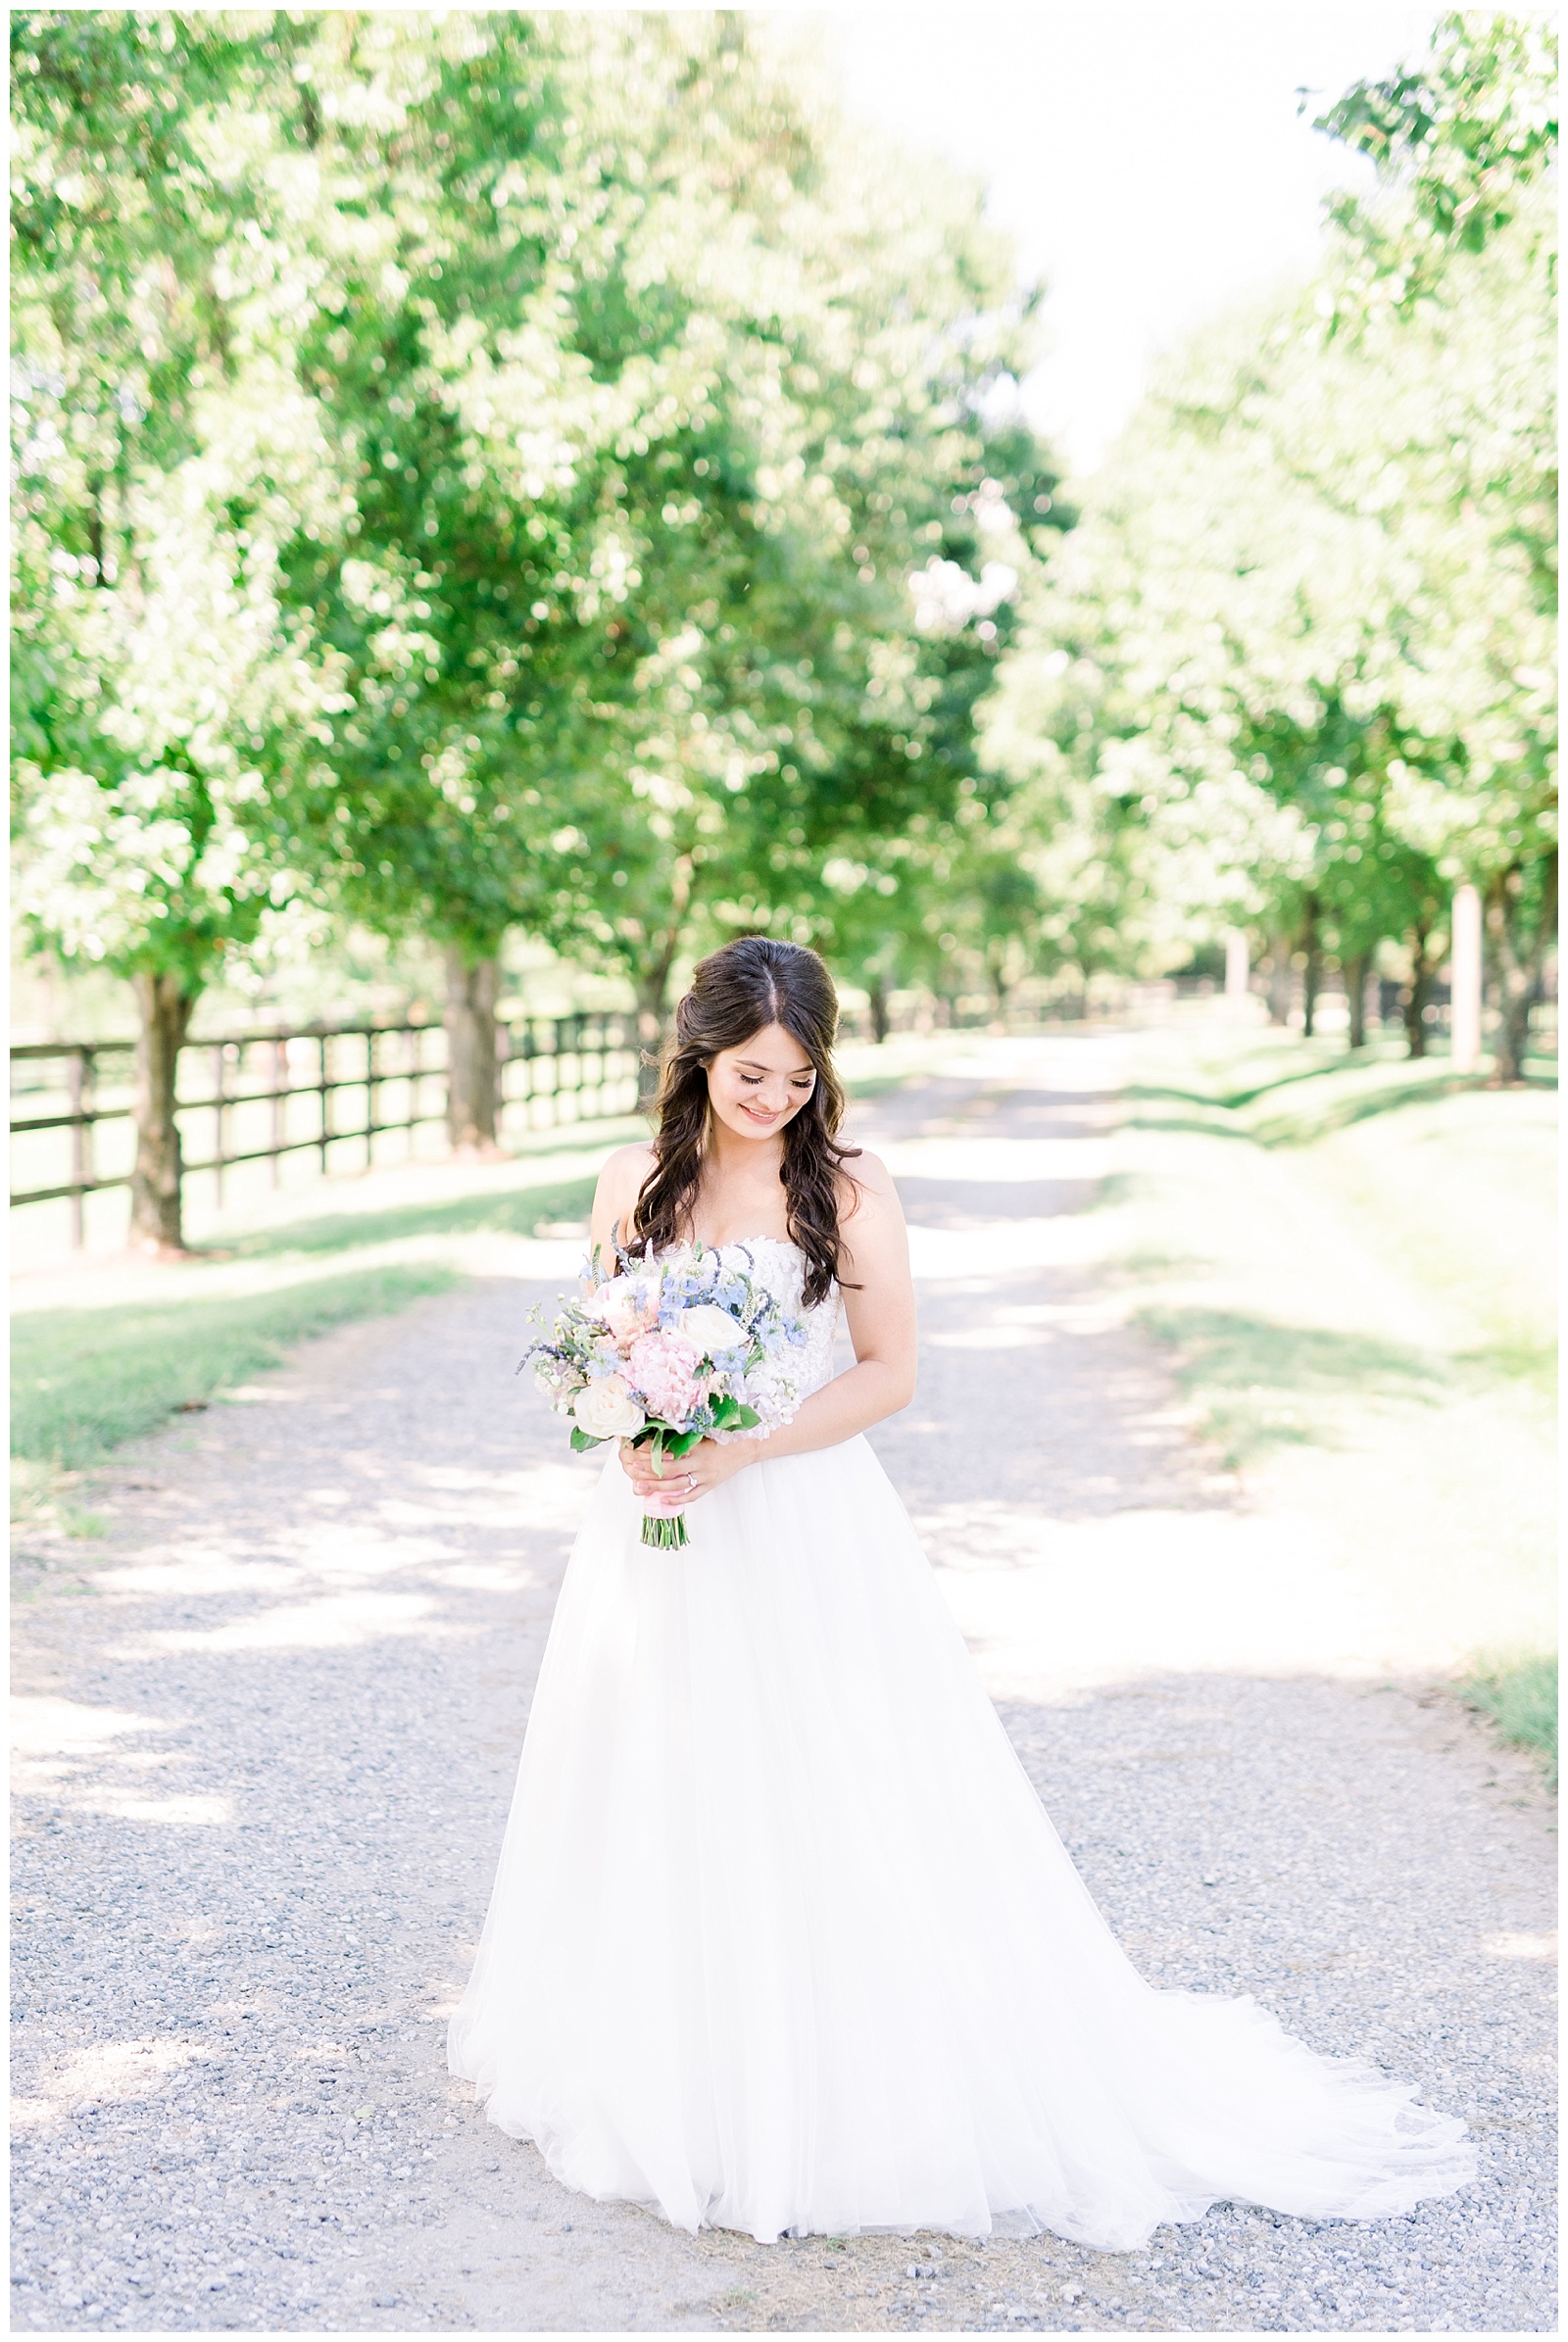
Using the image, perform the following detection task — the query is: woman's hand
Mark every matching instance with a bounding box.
[617,1435,758,1512]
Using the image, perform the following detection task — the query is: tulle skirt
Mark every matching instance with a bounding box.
[447,1434,1475,2248]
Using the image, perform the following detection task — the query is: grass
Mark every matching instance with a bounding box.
[6,1034,947,1513]
[1135,1303,1444,1467]
[12,1261,459,1479]
[1460,1654,1559,1787]
[1119,1016,1557,1782]
[215,1172,598,1262]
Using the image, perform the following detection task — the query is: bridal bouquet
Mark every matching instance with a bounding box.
[522,1243,808,1548]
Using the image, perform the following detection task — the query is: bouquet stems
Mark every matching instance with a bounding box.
[640,1510,689,1549]
[637,1428,694,1548]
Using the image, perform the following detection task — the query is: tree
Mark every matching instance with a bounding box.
[984,14,1555,1070]
[1313,13,1557,1077]
[267,12,1054,1120]
[11,10,345,1244]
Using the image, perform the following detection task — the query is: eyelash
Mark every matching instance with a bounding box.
[741,1074,812,1090]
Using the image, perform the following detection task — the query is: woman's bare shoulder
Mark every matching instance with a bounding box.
[593,1142,658,1232]
[599,1140,658,1190]
[838,1147,902,1221]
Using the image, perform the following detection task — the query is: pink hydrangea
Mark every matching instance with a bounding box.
[626,1330,702,1425]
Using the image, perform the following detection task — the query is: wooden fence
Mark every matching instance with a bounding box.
[9,1011,640,1245]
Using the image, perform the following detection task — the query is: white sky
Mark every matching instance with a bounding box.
[813,4,1442,473]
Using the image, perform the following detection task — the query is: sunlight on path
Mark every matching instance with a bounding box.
[9,1031,1555,2335]
[857,1030,1554,1693]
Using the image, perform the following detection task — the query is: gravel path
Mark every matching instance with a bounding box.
[10,1036,1556,2333]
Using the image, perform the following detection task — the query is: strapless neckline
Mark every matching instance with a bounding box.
[671,1233,803,1259]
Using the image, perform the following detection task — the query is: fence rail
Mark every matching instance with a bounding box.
[10,1011,641,1244]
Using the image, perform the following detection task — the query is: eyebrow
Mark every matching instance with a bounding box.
[737,1058,814,1077]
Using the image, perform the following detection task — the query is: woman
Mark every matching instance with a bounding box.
[448,936,1473,2250]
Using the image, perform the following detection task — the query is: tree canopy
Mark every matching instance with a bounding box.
[983,10,1556,1072]
[11,7,1057,1218]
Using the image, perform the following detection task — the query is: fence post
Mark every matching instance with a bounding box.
[67,1047,87,1248]
[14,1010,654,1231]
[213,1043,226,1206]
[407,1025,424,1146]
[271,1039,286,1185]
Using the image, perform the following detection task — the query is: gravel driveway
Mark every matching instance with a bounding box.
[10,1038,1555,2333]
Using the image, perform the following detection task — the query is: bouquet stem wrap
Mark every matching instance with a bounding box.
[637,1428,701,1548]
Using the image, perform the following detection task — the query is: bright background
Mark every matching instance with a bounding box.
[826,3,1443,469]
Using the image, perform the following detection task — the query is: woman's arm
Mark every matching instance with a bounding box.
[619,1150,916,1508]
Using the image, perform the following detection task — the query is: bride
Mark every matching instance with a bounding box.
[448,936,1474,2250]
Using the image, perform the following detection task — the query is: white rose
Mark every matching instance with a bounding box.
[572,1376,647,1440]
[677,1302,747,1358]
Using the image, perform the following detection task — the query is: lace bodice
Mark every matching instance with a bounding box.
[662,1236,841,1402]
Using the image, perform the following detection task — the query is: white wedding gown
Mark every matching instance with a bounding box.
[448,1238,1475,2249]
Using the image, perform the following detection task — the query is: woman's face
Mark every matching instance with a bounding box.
[705,1021,816,1144]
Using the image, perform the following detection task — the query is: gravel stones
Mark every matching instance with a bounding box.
[10,1040,1557,2332]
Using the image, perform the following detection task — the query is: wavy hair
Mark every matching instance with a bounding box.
[631,937,860,1306]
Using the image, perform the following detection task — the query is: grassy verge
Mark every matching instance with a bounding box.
[12,1262,459,1494]
[1119,1018,1557,1781]
[217,1171,598,1262]
[1459,1654,1559,1787]
[10,1049,957,1540]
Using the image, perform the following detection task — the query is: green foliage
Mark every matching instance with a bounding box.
[1316,12,1557,277]
[11,10,346,996]
[13,10,1059,1036]
[275,14,1057,1009]
[983,14,1556,1035]
[11,1261,458,1471]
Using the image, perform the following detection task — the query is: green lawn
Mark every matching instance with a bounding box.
[1120,1020,1557,1781]
[9,1135,620,1510]
[216,1170,599,1261]
[1460,1653,1559,1788]
[9,1038,953,1502]
[12,1262,460,1481]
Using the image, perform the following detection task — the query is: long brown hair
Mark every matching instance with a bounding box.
[632,937,860,1306]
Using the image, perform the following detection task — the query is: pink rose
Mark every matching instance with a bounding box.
[626,1330,702,1426]
[594,1272,662,1350]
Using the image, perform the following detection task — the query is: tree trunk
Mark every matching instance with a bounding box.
[1345,951,1372,1051]
[1487,851,1559,1085]
[129,969,196,1252]
[443,949,502,1154]
[1299,900,1322,1038]
[991,970,1011,1029]
[1265,938,1293,1027]
[635,959,679,1107]
[1402,922,1433,1059]
[867,978,891,1045]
